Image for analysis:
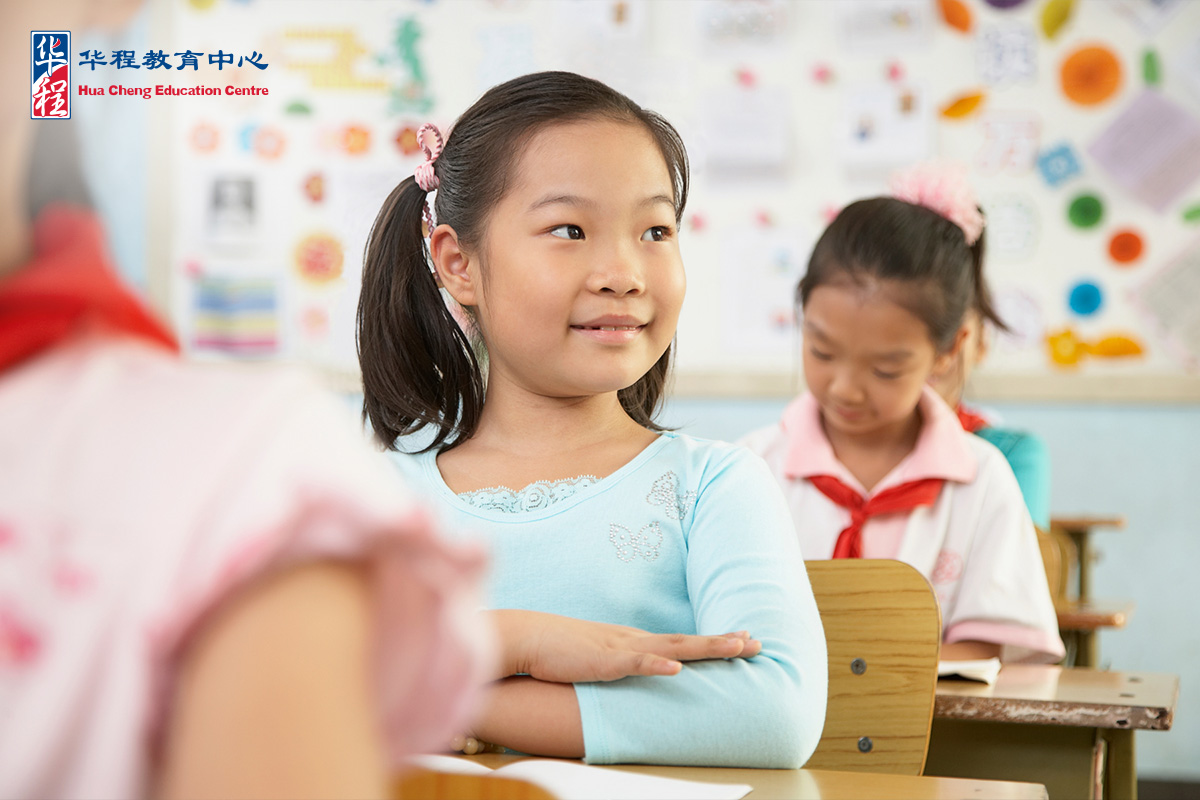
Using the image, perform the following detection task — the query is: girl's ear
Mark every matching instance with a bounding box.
[429,224,478,307]
[931,322,970,380]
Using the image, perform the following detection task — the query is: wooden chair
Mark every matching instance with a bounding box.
[803,559,943,776]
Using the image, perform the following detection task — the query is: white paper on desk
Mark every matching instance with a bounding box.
[938,657,1002,685]
[405,755,753,800]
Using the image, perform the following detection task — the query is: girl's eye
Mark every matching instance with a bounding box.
[874,370,901,380]
[810,348,833,361]
[641,226,673,242]
[549,224,585,240]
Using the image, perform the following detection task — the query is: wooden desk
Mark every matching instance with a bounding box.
[1050,515,1125,603]
[410,753,1049,799]
[926,666,1178,800]
[1058,600,1136,668]
[1050,515,1128,667]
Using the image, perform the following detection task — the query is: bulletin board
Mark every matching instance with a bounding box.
[148,0,1200,401]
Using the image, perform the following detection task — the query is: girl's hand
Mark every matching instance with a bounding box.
[488,609,761,683]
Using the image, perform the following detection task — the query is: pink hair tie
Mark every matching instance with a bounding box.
[414,123,443,192]
[889,161,985,246]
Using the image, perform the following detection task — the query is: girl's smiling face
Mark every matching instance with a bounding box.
[448,118,685,402]
[802,279,956,443]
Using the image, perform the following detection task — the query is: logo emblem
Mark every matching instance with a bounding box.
[31,31,71,119]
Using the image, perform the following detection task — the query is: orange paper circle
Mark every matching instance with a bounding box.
[1108,229,1143,264]
[1061,46,1121,106]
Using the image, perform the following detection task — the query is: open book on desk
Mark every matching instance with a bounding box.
[937,657,1002,685]
[406,754,752,800]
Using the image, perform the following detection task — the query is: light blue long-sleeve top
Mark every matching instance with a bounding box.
[393,431,827,767]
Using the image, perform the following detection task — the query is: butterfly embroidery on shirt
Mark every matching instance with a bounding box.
[645,472,697,521]
[609,522,663,563]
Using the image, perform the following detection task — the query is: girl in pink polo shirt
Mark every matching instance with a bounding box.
[741,165,1063,664]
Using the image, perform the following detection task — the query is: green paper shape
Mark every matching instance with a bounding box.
[285,100,313,115]
[1183,203,1200,223]
[1068,193,1104,228]
[1143,49,1161,86]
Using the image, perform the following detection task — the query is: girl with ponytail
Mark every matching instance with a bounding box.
[741,163,1064,664]
[357,71,826,768]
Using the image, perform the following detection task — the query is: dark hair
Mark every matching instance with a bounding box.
[357,71,689,452]
[797,197,1004,351]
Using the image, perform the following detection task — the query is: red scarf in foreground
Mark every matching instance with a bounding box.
[808,474,944,559]
[0,206,177,373]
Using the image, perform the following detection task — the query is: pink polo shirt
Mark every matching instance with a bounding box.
[741,387,1064,664]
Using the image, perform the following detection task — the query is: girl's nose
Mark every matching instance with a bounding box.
[588,243,645,296]
[828,368,866,404]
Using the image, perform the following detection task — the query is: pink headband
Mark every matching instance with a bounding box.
[888,162,985,246]
[414,123,443,237]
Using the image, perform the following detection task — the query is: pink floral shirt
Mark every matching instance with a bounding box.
[0,337,491,799]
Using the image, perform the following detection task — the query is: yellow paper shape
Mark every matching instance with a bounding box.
[941,91,985,119]
[1091,335,1143,358]
[1041,0,1074,39]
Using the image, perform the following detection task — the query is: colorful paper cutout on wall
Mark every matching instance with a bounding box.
[983,0,1027,8]
[253,126,286,159]
[841,84,931,171]
[294,233,344,284]
[283,29,387,91]
[191,275,279,357]
[1037,142,1082,187]
[1068,280,1103,316]
[382,17,435,114]
[1061,45,1121,106]
[189,122,220,153]
[1040,0,1074,40]
[1184,203,1200,224]
[976,112,1040,174]
[1143,49,1161,86]
[813,63,835,84]
[1088,91,1200,213]
[978,24,1037,87]
[1109,229,1145,264]
[992,287,1044,351]
[1131,238,1200,370]
[1047,327,1143,368]
[395,125,421,156]
[940,90,984,119]
[836,0,932,55]
[1067,193,1103,228]
[341,125,371,155]
[284,100,312,115]
[303,173,325,203]
[985,194,1039,260]
[298,305,331,341]
[937,0,971,33]
[1109,0,1185,35]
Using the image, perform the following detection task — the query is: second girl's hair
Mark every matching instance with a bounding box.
[797,197,1003,351]
[357,71,690,452]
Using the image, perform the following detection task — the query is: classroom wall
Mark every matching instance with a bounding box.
[664,395,1200,780]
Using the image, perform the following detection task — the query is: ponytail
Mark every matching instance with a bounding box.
[356,176,484,452]
[966,211,1010,334]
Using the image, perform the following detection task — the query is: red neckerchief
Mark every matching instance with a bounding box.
[0,205,177,373]
[807,475,945,559]
[956,404,989,434]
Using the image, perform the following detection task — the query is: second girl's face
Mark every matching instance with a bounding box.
[470,119,685,400]
[802,280,951,442]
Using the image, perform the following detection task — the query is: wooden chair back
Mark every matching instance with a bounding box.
[1036,525,1075,606]
[803,559,943,775]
